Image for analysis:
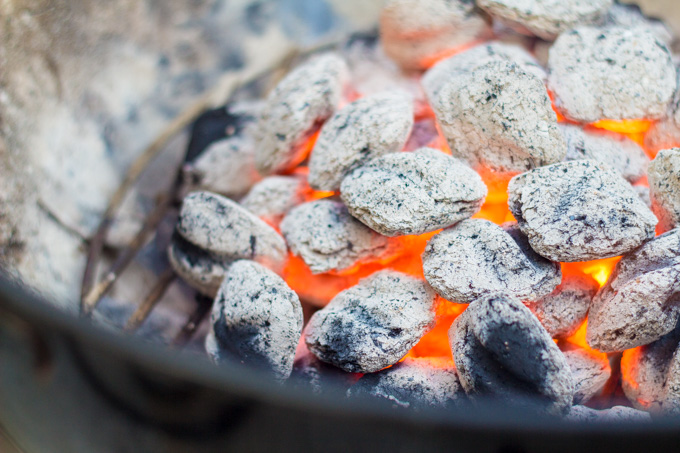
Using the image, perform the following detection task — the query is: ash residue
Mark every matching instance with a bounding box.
[340,148,487,236]
[207,260,303,381]
[431,60,565,174]
[305,270,437,373]
[587,228,680,352]
[508,160,657,262]
[176,191,287,268]
[308,91,414,191]
[477,0,613,40]
[649,148,680,232]
[347,357,465,409]
[560,124,648,184]
[280,199,396,274]
[422,219,561,303]
[450,293,575,415]
[254,53,349,175]
[548,26,676,122]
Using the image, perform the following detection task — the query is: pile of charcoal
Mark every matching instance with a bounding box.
[166,0,680,422]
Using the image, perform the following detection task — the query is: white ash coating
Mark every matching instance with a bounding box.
[560,124,648,184]
[254,53,349,175]
[621,325,680,413]
[379,0,492,70]
[176,191,287,269]
[562,346,611,405]
[280,199,395,274]
[340,148,487,236]
[548,26,676,123]
[347,357,465,409]
[191,135,260,199]
[566,405,651,422]
[508,160,657,262]
[423,41,547,102]
[423,219,561,303]
[661,343,680,416]
[191,101,262,198]
[450,293,575,415]
[240,175,307,225]
[289,340,359,394]
[477,0,613,40]
[646,67,680,153]
[604,3,673,45]
[305,270,438,373]
[649,148,680,233]
[525,274,598,339]
[308,91,414,191]
[431,60,566,174]
[587,228,680,352]
[167,234,232,297]
[670,64,680,126]
[634,185,653,209]
[207,260,303,381]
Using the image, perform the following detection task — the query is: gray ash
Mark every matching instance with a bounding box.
[207,260,303,381]
[423,219,561,303]
[340,148,487,236]
[304,270,438,373]
[450,293,575,415]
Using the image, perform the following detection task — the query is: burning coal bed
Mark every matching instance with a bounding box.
[125,0,680,422]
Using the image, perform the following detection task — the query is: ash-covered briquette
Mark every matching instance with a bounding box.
[566,405,651,422]
[560,124,648,184]
[305,270,438,373]
[340,148,487,236]
[561,345,611,405]
[187,100,262,198]
[526,274,598,339]
[206,260,303,381]
[508,160,657,262]
[431,60,566,175]
[184,100,262,164]
[477,0,612,41]
[254,53,349,175]
[190,136,261,199]
[347,357,466,409]
[280,199,396,274]
[662,346,680,416]
[379,0,492,71]
[422,219,561,303]
[167,233,232,297]
[450,294,575,415]
[649,148,680,233]
[548,26,676,123]
[604,3,673,45]
[587,228,680,353]
[307,91,414,191]
[176,191,287,269]
[422,41,547,102]
[621,324,680,413]
[240,175,307,226]
[646,66,680,154]
[289,340,360,394]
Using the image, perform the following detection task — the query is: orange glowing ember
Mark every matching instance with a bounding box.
[419,40,486,69]
[589,119,654,147]
[562,256,620,288]
[408,300,468,360]
[279,75,662,366]
[283,231,437,307]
